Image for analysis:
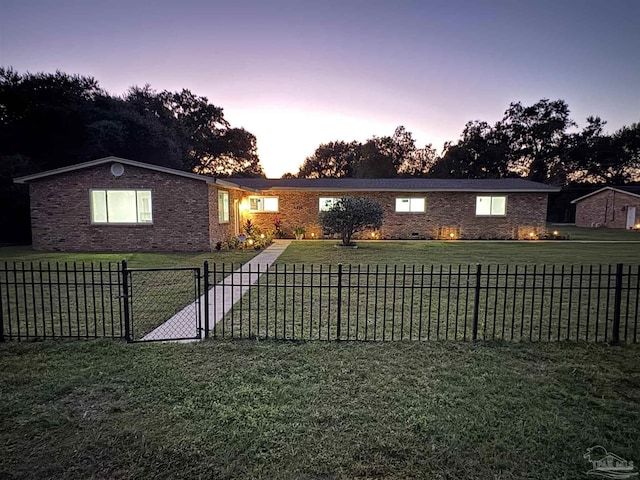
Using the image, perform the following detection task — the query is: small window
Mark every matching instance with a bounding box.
[248,196,278,212]
[91,190,153,224]
[476,196,506,216]
[319,197,341,211]
[395,198,425,213]
[218,191,229,223]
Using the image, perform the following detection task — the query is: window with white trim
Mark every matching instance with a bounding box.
[91,189,152,224]
[218,191,229,223]
[476,196,506,216]
[319,197,341,211]
[248,196,279,212]
[395,197,425,213]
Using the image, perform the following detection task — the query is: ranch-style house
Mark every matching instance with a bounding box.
[14,156,561,251]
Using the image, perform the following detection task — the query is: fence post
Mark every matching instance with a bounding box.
[612,263,623,345]
[121,260,131,342]
[0,271,4,342]
[336,263,342,341]
[203,261,210,339]
[472,264,481,341]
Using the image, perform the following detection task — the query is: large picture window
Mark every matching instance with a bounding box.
[395,198,425,213]
[248,196,279,212]
[218,191,229,223]
[91,189,152,224]
[476,196,506,216]
[319,197,341,211]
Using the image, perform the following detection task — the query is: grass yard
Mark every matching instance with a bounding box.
[0,246,258,268]
[1,340,639,479]
[274,239,640,266]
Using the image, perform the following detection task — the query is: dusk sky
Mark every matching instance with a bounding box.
[1,0,639,177]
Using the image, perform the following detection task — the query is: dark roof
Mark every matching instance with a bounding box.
[571,186,640,203]
[226,177,561,193]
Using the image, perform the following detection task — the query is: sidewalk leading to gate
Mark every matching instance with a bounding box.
[141,240,291,341]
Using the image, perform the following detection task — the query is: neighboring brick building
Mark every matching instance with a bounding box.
[572,186,640,229]
[15,157,560,251]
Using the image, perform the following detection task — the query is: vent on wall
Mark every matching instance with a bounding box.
[110,163,125,177]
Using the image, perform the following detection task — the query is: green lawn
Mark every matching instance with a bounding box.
[0,340,638,479]
[0,246,258,268]
[275,239,640,266]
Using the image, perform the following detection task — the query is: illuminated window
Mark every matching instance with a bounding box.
[91,190,152,224]
[248,196,279,212]
[319,197,341,211]
[218,191,229,223]
[476,196,506,216]
[395,198,425,213]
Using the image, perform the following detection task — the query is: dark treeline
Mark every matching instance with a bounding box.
[290,99,639,186]
[0,68,265,243]
[288,99,639,223]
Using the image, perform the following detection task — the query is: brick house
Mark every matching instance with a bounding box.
[15,157,559,251]
[572,186,640,229]
[228,177,560,241]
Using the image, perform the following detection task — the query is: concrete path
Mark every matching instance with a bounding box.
[141,240,291,341]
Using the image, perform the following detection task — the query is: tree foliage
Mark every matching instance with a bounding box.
[319,197,384,246]
[296,126,436,179]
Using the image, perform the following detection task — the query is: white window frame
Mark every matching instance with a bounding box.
[248,196,279,212]
[218,190,230,223]
[319,197,341,211]
[90,189,153,224]
[395,197,426,213]
[476,195,507,216]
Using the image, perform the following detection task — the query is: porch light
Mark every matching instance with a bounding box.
[371,232,376,238]
[449,232,455,239]
[239,200,249,212]
[553,230,558,236]
[529,232,535,239]
[311,232,315,238]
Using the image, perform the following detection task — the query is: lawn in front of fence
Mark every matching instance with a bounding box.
[1,340,638,479]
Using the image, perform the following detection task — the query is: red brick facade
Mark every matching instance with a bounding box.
[21,159,556,251]
[575,189,640,229]
[241,190,550,240]
[28,163,212,251]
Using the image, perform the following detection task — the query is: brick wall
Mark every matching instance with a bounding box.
[575,190,640,228]
[240,190,550,240]
[29,163,211,251]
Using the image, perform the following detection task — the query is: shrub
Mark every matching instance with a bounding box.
[319,197,384,246]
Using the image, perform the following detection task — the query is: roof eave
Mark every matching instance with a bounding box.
[13,156,215,184]
[570,186,640,204]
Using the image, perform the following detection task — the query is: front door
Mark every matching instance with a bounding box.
[626,206,636,229]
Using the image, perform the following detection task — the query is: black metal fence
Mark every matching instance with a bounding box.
[0,261,124,341]
[209,263,640,343]
[2,260,639,343]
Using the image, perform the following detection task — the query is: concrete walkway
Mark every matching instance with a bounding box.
[141,240,291,341]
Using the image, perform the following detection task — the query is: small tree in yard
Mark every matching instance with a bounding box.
[319,197,384,246]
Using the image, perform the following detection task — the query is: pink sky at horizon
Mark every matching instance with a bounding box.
[1,0,638,178]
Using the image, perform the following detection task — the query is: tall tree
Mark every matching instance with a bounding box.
[297,141,360,178]
[428,121,510,178]
[501,99,575,183]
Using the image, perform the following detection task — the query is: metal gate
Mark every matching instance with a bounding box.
[123,261,203,342]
